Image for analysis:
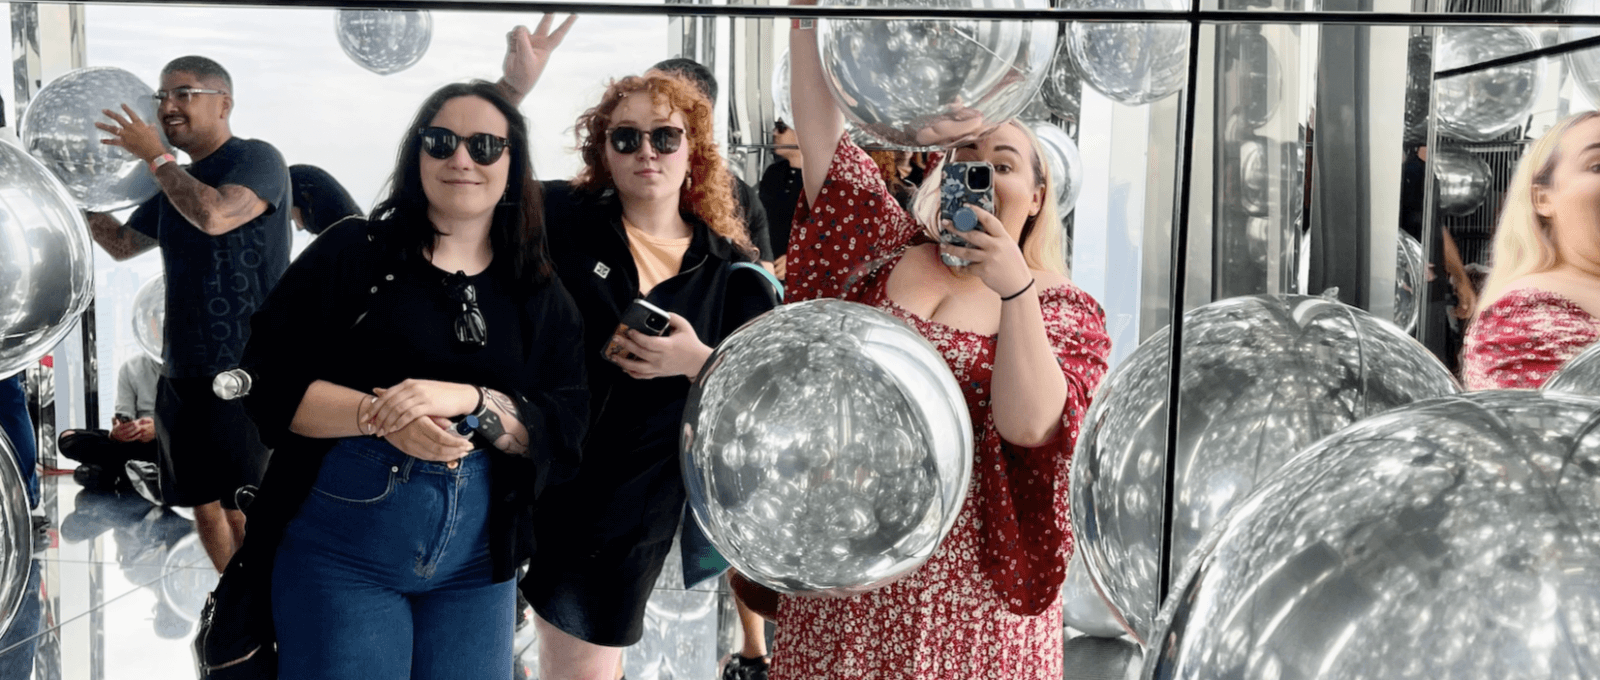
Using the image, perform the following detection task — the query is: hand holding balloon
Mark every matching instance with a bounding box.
[95,104,166,163]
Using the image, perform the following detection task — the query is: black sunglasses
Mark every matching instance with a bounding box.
[419,126,509,165]
[443,272,488,350]
[607,126,685,155]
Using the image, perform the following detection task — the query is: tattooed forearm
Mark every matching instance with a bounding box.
[151,164,266,236]
[84,212,158,261]
[483,388,531,456]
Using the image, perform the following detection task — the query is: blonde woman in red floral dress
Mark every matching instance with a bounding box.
[1463,112,1600,390]
[767,12,1112,680]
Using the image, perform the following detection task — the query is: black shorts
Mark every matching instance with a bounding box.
[154,375,269,509]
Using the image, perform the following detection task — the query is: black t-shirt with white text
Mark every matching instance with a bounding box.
[127,137,291,378]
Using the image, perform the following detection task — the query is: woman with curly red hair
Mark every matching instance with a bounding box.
[497,22,779,680]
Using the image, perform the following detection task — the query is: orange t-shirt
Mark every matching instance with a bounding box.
[624,217,692,294]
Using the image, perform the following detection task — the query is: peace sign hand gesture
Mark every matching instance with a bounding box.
[501,14,578,102]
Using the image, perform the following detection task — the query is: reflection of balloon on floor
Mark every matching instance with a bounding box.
[1434,27,1542,142]
[1432,148,1492,216]
[0,433,35,641]
[816,0,1056,149]
[1145,391,1600,680]
[1030,121,1084,215]
[682,300,972,596]
[19,66,165,212]
[1394,232,1424,335]
[132,274,165,364]
[1062,0,1189,106]
[335,9,432,75]
[1071,294,1458,643]
[163,533,220,623]
[0,137,95,382]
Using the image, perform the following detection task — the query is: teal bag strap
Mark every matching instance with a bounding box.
[728,261,784,302]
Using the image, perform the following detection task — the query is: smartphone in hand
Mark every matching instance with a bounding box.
[938,160,996,251]
[603,299,672,364]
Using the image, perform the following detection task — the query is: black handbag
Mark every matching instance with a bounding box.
[193,542,278,679]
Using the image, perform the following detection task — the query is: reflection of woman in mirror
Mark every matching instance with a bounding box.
[499,19,781,680]
[773,8,1112,679]
[1462,112,1600,390]
[232,80,589,678]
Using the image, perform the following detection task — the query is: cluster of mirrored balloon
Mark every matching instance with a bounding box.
[682,300,972,596]
[335,9,432,75]
[1070,294,1458,644]
[1145,390,1600,680]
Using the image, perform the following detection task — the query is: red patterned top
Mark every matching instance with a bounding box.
[770,137,1110,680]
[1461,288,1600,390]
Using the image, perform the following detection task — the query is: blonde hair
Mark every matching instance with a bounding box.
[909,121,1066,275]
[1479,111,1600,309]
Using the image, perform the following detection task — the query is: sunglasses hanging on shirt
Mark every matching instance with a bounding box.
[443,271,488,351]
[419,126,509,165]
[607,126,685,155]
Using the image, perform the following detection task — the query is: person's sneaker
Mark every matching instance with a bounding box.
[124,461,163,506]
[721,654,770,680]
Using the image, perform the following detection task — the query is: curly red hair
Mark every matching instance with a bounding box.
[573,73,754,258]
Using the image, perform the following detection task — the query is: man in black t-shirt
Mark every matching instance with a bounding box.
[84,55,289,573]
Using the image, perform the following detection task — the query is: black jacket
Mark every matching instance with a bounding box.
[538,180,778,550]
[219,218,588,645]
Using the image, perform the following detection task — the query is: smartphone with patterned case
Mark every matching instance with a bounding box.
[938,161,996,250]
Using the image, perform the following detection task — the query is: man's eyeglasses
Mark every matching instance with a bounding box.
[151,87,229,104]
[607,126,685,156]
[443,272,488,351]
[419,126,510,166]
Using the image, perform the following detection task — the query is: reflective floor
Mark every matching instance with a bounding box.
[3,468,1135,680]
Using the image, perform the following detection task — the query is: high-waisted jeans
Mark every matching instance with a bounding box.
[272,437,513,680]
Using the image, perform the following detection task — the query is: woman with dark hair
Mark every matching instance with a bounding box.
[219,79,588,679]
[499,25,780,680]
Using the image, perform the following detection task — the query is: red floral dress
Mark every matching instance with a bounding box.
[770,138,1111,680]
[1461,288,1600,390]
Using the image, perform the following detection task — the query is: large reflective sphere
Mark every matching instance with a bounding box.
[19,66,163,212]
[1541,340,1600,397]
[1031,121,1085,215]
[1063,550,1125,638]
[816,0,1056,149]
[1145,391,1600,680]
[0,432,35,641]
[1433,148,1493,216]
[682,300,973,595]
[132,274,164,363]
[1435,27,1543,142]
[1071,294,1458,643]
[1395,232,1424,335]
[0,138,95,381]
[335,9,432,76]
[1064,0,1189,107]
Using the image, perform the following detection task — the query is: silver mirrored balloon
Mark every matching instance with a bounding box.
[1562,0,1600,111]
[19,66,164,212]
[1040,38,1084,121]
[1071,294,1459,643]
[1394,232,1424,335]
[0,432,35,641]
[1432,148,1492,217]
[132,274,164,364]
[816,0,1056,149]
[1144,390,1600,680]
[1031,121,1084,215]
[1434,27,1543,143]
[1063,0,1189,107]
[1541,340,1600,397]
[1403,34,1433,145]
[1063,550,1125,638]
[335,9,432,76]
[0,137,95,382]
[1226,28,1280,129]
[682,300,973,595]
[773,49,794,127]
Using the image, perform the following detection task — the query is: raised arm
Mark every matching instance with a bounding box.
[97,104,268,236]
[789,2,847,205]
[498,14,578,107]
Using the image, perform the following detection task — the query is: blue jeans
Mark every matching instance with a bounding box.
[272,438,513,680]
[0,377,38,509]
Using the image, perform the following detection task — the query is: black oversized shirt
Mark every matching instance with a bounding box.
[127,137,291,378]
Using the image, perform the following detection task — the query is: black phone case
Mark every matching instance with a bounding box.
[603,301,671,363]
